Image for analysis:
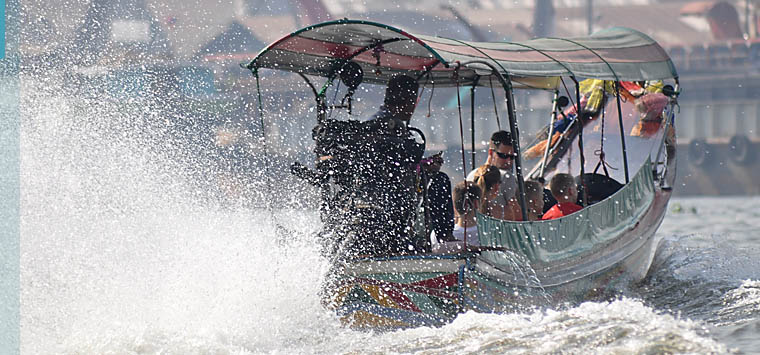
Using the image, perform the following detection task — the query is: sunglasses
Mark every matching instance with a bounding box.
[495,151,516,160]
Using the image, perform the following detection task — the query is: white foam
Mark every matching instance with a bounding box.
[354,298,727,354]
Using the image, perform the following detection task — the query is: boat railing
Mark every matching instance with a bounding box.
[477,158,656,266]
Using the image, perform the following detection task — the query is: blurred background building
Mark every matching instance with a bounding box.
[18,0,760,195]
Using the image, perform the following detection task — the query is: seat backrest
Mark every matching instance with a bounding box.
[576,173,624,205]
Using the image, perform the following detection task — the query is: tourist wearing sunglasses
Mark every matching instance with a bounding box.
[465,130,519,220]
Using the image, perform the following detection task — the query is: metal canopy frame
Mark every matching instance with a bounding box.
[245,18,679,229]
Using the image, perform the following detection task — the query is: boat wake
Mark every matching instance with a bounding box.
[364,298,727,354]
[637,234,760,317]
[629,232,760,352]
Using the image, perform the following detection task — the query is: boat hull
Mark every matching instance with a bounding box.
[324,187,671,329]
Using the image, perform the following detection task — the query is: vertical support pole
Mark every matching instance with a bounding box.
[470,84,477,171]
[253,69,275,213]
[573,77,588,207]
[652,81,679,186]
[454,66,470,247]
[503,76,528,219]
[539,90,560,179]
[615,81,630,183]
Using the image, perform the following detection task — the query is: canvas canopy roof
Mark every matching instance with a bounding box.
[246,19,678,90]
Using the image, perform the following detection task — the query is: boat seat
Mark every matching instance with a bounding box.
[575,173,623,206]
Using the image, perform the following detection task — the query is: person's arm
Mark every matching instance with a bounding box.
[491,200,507,220]
[501,198,523,221]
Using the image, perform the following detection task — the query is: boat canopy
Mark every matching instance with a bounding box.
[245,19,678,90]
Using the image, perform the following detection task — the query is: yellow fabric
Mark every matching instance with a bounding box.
[578,79,617,113]
[644,80,664,94]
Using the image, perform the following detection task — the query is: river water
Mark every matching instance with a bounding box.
[19,80,760,354]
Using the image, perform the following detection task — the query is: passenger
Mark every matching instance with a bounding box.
[542,187,557,214]
[432,181,482,253]
[502,180,545,221]
[467,130,518,215]
[523,180,546,221]
[542,173,583,220]
[472,165,505,219]
[422,152,455,244]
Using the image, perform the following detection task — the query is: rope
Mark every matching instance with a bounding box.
[454,64,470,248]
[419,72,435,117]
[593,101,616,177]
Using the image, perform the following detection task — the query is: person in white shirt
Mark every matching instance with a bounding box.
[466,130,518,219]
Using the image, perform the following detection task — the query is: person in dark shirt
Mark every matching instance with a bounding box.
[421,152,454,244]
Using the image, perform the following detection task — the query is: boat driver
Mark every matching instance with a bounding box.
[357,74,425,253]
[365,74,419,134]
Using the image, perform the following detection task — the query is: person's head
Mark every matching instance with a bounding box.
[487,130,515,170]
[384,75,419,122]
[422,152,444,173]
[549,173,578,203]
[474,165,501,200]
[524,180,545,219]
[453,181,482,217]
